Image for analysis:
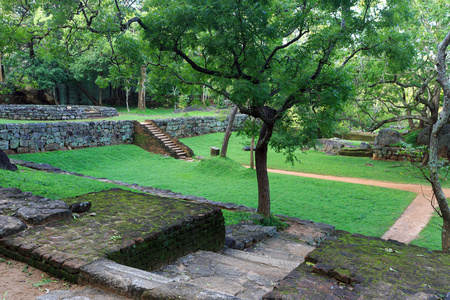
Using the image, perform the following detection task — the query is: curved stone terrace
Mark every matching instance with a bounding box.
[0,104,118,120]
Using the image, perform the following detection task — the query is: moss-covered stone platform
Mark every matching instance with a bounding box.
[263,230,450,299]
[0,189,225,283]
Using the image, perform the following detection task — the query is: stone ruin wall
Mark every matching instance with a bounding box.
[0,121,134,154]
[0,115,246,154]
[0,105,118,120]
[153,114,247,138]
[372,147,421,162]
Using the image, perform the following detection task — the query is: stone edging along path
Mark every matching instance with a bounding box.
[263,167,450,244]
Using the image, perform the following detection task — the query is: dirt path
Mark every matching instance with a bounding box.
[263,168,450,244]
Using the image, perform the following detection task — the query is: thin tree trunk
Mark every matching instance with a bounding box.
[126,88,130,112]
[0,55,3,82]
[75,82,99,106]
[53,87,59,105]
[137,65,146,110]
[430,29,450,252]
[99,88,102,106]
[220,105,239,157]
[250,135,255,169]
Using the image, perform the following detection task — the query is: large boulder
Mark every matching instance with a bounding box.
[417,125,450,145]
[374,129,403,147]
[0,150,18,171]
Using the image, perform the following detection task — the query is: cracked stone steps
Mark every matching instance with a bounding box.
[242,233,315,263]
[141,122,188,159]
[153,239,315,299]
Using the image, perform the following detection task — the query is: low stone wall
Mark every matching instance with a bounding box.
[0,105,118,120]
[372,147,420,161]
[0,121,134,154]
[153,114,247,138]
[0,115,246,155]
[107,207,225,271]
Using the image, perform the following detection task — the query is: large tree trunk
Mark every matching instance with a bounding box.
[430,29,450,252]
[75,82,99,106]
[137,65,146,110]
[255,121,275,217]
[220,105,239,157]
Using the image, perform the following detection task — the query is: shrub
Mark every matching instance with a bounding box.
[403,130,421,147]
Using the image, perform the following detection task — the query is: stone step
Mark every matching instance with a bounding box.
[244,233,315,262]
[222,248,300,270]
[155,250,291,299]
[76,259,237,300]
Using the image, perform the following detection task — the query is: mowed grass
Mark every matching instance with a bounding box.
[14,144,415,237]
[181,132,448,187]
[182,133,450,250]
[411,213,443,251]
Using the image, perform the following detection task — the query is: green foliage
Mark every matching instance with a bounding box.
[254,214,290,231]
[403,130,421,147]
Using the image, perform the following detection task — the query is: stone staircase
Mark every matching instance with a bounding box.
[84,110,102,119]
[140,121,191,159]
[41,225,319,300]
[151,232,315,299]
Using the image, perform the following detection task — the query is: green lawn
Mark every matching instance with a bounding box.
[181,132,447,187]
[411,213,443,251]
[13,144,415,238]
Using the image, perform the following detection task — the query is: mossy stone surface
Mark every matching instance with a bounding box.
[2,189,224,280]
[265,230,450,299]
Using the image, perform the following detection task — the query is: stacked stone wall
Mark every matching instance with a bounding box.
[0,121,134,154]
[0,105,118,120]
[372,147,421,162]
[107,208,225,271]
[153,114,247,138]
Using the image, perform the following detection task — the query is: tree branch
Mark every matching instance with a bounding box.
[368,115,429,132]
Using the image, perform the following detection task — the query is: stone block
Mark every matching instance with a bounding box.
[210,147,220,157]
[0,140,8,150]
[0,216,27,238]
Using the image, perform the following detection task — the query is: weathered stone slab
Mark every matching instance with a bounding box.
[16,207,72,225]
[0,216,27,238]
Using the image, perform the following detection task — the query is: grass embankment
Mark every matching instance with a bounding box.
[14,145,415,238]
[0,167,129,199]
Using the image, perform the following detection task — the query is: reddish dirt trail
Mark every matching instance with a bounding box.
[263,168,450,244]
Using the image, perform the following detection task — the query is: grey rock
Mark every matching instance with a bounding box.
[417,125,450,145]
[360,142,372,149]
[0,215,27,237]
[374,129,403,146]
[69,201,92,213]
[0,149,18,171]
